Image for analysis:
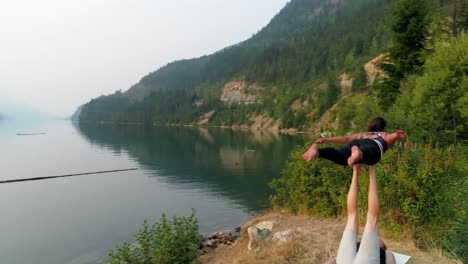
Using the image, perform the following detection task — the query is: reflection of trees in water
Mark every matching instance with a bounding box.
[197,127,214,143]
[250,129,280,146]
[75,123,306,211]
[219,147,261,176]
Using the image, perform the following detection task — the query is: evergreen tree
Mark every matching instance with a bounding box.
[410,34,468,145]
[390,0,430,75]
[454,0,468,34]
[375,0,430,109]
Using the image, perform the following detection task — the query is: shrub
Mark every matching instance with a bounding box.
[270,142,466,257]
[377,143,466,261]
[270,144,351,216]
[107,209,200,264]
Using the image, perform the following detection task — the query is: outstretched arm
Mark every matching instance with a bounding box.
[385,130,407,146]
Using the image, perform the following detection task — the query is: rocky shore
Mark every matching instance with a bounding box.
[201,227,241,254]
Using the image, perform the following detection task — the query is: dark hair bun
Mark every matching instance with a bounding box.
[367,117,387,132]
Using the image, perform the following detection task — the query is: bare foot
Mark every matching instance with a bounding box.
[303,144,319,162]
[348,146,363,166]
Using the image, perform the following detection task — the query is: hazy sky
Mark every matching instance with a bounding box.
[0,0,287,117]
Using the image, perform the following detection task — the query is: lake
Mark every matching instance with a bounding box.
[0,120,308,264]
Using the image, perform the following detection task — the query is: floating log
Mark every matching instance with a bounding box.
[0,168,138,184]
[16,133,46,136]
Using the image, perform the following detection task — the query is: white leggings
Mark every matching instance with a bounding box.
[336,229,380,264]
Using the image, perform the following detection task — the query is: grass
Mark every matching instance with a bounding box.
[198,211,462,264]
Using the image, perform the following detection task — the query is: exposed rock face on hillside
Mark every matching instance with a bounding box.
[220,81,262,105]
[291,98,308,112]
[364,54,386,84]
[339,73,353,96]
[250,114,281,131]
[199,110,216,125]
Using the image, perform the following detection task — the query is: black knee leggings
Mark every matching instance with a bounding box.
[318,139,382,166]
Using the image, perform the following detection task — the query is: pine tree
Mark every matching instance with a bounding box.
[390,0,430,75]
[375,0,430,109]
[455,0,468,34]
[410,34,468,145]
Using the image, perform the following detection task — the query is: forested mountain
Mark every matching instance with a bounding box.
[79,0,467,145]
[79,0,391,126]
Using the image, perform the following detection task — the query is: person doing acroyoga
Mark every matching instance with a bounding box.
[326,165,396,264]
[303,117,407,166]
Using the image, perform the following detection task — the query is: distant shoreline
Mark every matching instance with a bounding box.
[77,120,317,136]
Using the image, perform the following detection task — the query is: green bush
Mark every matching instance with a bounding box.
[270,142,466,258]
[107,209,200,264]
[377,143,466,261]
[270,144,352,216]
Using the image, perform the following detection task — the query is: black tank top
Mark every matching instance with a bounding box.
[362,132,389,157]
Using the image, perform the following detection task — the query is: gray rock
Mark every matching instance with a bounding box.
[247,226,272,252]
[255,220,280,231]
[272,230,298,243]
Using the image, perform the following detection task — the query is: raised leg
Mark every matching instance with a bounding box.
[336,165,361,263]
[354,165,381,263]
[364,165,379,233]
[345,164,360,231]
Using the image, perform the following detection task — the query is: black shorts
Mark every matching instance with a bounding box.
[318,139,382,166]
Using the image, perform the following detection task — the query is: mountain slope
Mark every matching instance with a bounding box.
[79,0,393,129]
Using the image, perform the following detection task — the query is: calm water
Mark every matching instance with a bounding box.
[0,120,307,264]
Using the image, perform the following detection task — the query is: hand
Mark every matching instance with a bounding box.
[316,138,327,144]
[396,130,407,138]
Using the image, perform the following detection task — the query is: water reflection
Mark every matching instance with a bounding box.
[76,124,307,211]
[0,121,310,264]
